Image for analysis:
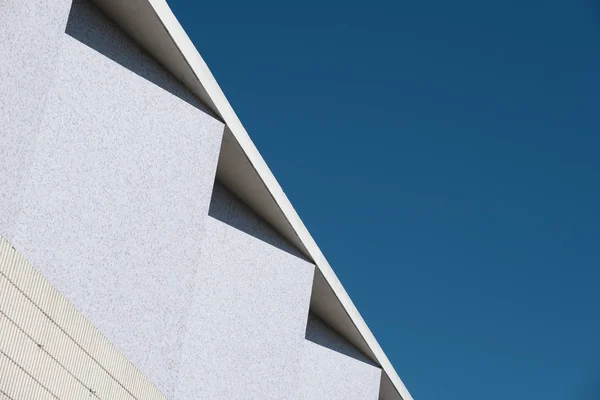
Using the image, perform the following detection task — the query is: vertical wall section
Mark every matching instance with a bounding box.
[297,314,382,399]
[175,183,315,399]
[2,0,224,397]
[1,1,385,399]
[0,0,73,232]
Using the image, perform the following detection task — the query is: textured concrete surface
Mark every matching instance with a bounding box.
[296,314,382,400]
[0,0,73,232]
[296,341,381,400]
[4,1,224,396]
[65,0,214,117]
[1,1,390,398]
[175,183,315,399]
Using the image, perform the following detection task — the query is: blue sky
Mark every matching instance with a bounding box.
[168,0,600,399]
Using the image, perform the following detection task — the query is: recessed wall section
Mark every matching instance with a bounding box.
[174,182,315,399]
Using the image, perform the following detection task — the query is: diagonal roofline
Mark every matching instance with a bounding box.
[92,1,413,399]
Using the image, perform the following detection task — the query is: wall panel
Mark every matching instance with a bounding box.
[174,183,315,399]
[3,1,224,396]
[296,314,382,400]
[0,0,73,232]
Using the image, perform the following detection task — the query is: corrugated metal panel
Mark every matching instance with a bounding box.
[0,316,90,398]
[0,236,167,400]
[0,351,55,400]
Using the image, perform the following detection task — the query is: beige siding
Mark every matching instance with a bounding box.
[0,236,166,400]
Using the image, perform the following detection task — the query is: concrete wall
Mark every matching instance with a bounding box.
[1,1,384,399]
[2,1,224,396]
[175,183,315,399]
[0,0,73,232]
[297,314,382,400]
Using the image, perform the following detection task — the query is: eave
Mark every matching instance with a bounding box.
[92,2,413,399]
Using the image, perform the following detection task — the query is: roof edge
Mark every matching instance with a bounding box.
[101,1,414,398]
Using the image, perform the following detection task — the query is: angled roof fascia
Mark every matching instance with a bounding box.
[91,1,413,399]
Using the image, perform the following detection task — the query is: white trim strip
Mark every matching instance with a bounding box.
[144,1,413,399]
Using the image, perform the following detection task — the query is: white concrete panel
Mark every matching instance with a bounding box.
[0,0,73,232]
[84,3,414,398]
[174,183,315,399]
[5,1,224,396]
[0,1,412,398]
[296,314,382,400]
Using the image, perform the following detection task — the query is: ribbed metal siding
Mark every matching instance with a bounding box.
[0,236,167,400]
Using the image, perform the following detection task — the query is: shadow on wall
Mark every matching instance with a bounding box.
[305,313,378,367]
[208,182,310,262]
[208,183,376,366]
[65,0,211,115]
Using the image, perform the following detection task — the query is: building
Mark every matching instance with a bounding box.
[0,1,413,399]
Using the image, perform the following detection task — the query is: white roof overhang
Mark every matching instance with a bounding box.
[92,2,413,399]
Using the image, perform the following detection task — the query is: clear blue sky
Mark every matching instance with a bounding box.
[168,1,600,399]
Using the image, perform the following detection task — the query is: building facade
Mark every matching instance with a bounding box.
[0,1,413,399]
